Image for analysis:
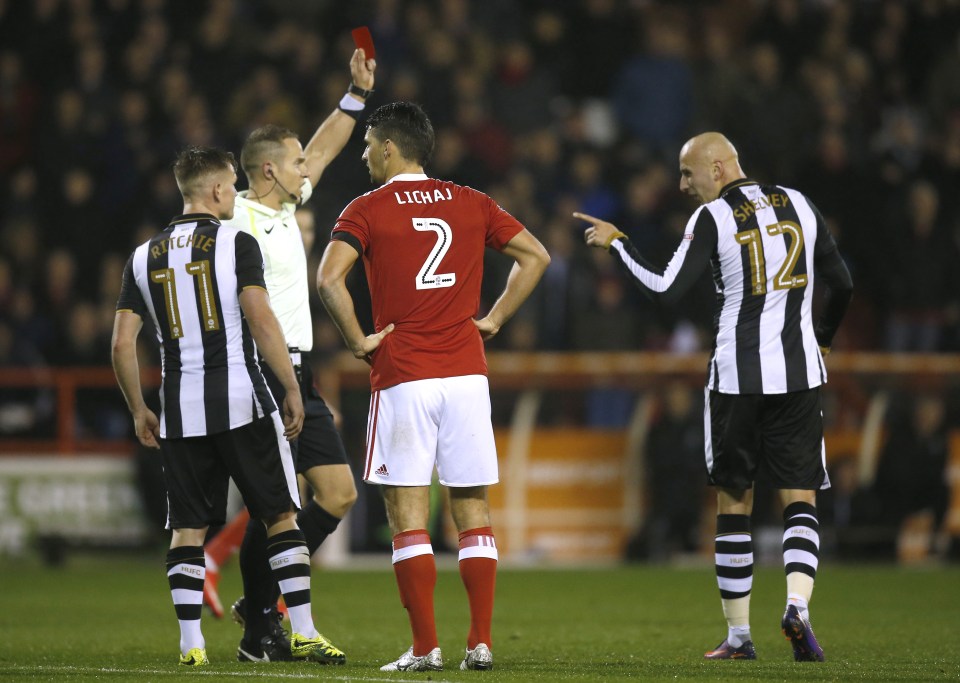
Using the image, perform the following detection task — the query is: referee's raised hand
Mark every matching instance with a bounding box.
[575,211,626,251]
[350,47,376,92]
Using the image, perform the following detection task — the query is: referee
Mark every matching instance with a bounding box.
[578,132,853,663]
[213,47,376,663]
[111,145,342,665]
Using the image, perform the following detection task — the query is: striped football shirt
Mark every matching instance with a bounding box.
[609,179,853,395]
[116,213,276,437]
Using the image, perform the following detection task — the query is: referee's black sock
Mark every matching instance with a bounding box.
[239,517,272,643]
[298,499,342,555]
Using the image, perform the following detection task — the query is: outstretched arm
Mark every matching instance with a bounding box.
[111,310,160,449]
[303,49,376,185]
[576,210,716,307]
[474,229,551,340]
[317,239,393,363]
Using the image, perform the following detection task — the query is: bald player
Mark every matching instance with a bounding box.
[578,132,853,663]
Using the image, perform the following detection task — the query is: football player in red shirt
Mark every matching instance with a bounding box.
[318,101,549,672]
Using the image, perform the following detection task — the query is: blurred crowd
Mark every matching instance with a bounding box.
[3,0,960,373]
[2,0,958,561]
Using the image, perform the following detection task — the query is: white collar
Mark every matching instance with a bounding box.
[237,192,295,217]
[384,173,429,185]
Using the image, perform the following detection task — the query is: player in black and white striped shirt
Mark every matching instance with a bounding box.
[112,146,344,666]
[579,132,852,663]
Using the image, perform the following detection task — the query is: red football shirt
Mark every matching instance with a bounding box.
[333,173,525,390]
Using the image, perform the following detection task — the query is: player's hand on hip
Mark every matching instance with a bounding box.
[134,408,161,449]
[350,48,376,90]
[473,316,500,341]
[282,394,305,440]
[355,323,394,365]
[575,211,624,250]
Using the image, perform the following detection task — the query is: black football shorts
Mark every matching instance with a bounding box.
[704,386,829,491]
[160,413,299,529]
[262,352,350,473]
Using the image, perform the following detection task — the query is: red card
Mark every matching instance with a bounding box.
[351,26,376,60]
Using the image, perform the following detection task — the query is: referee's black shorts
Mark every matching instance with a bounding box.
[704,386,830,491]
[261,349,350,473]
[161,413,299,529]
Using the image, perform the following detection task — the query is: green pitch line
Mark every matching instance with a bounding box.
[1,555,958,681]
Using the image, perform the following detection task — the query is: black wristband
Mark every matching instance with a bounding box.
[338,105,362,121]
[348,83,374,99]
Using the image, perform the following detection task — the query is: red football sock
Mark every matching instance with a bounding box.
[205,507,250,567]
[392,530,437,656]
[458,526,498,649]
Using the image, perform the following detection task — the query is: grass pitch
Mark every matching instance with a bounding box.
[0,553,957,681]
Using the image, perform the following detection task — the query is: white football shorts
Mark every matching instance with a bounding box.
[362,374,499,487]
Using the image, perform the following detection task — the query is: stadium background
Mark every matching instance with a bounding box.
[1,0,959,566]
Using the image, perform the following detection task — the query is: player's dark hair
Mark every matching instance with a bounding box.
[173,146,236,197]
[240,124,299,177]
[366,102,435,167]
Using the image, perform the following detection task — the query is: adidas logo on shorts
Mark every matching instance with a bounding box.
[375,464,389,477]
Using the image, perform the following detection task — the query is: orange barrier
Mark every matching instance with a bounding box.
[3,353,958,456]
[950,433,960,536]
[2,354,959,562]
[0,367,159,454]
[489,428,628,561]
[331,351,960,390]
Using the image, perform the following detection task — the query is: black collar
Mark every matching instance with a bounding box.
[718,178,755,198]
[165,213,221,230]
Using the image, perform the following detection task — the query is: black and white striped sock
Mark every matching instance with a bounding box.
[715,514,753,645]
[267,528,318,638]
[783,501,820,616]
[166,545,205,654]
